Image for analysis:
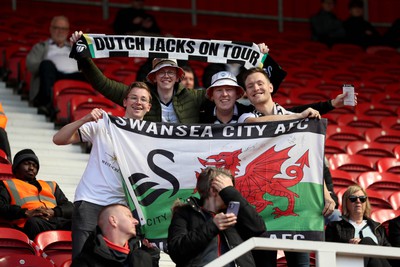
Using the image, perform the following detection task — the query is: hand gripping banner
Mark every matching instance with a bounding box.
[104,114,327,250]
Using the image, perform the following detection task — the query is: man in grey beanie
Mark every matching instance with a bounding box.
[0,148,73,239]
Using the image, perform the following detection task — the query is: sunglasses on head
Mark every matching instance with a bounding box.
[348,195,367,203]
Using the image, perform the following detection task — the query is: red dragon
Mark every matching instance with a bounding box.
[197,145,310,218]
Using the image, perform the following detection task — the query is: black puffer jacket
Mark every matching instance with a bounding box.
[167,186,267,267]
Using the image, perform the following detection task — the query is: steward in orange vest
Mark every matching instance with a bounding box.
[0,149,73,239]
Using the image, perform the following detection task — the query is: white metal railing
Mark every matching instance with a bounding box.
[205,237,400,267]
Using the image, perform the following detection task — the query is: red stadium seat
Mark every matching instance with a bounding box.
[357,171,400,199]
[326,125,364,148]
[376,158,400,174]
[0,254,54,267]
[289,88,330,103]
[325,139,346,156]
[329,169,357,194]
[389,192,400,210]
[355,103,397,120]
[337,114,381,129]
[60,258,72,267]
[34,230,72,267]
[379,117,400,131]
[370,209,400,231]
[346,141,395,164]
[0,149,10,165]
[328,153,375,181]
[0,228,37,257]
[364,128,400,145]
[0,163,13,180]
[69,95,125,122]
[371,93,400,107]
[323,70,361,84]
[103,64,139,84]
[331,43,364,55]
[52,79,97,126]
[365,190,393,210]
[394,145,400,159]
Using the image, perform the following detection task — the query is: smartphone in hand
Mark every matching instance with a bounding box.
[342,84,355,106]
[226,201,240,216]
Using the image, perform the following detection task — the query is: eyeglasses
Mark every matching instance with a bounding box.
[348,195,367,203]
[126,96,150,104]
[51,26,69,32]
[157,70,176,77]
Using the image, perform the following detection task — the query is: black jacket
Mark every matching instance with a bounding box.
[72,226,159,267]
[167,186,267,267]
[325,216,392,267]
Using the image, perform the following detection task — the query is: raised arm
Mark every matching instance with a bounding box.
[53,108,103,145]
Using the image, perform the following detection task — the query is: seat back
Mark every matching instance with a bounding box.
[0,254,54,267]
[370,209,400,232]
[337,114,381,129]
[365,189,392,210]
[34,230,72,267]
[357,171,400,199]
[364,128,400,145]
[328,153,375,181]
[376,158,400,174]
[0,227,37,257]
[346,140,395,164]
[52,79,97,126]
[389,192,400,210]
[69,95,124,122]
[0,163,13,180]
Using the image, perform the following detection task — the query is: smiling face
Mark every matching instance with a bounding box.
[154,66,178,91]
[244,72,274,107]
[211,86,238,112]
[123,87,152,120]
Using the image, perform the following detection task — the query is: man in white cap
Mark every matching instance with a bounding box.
[70,31,206,124]
[203,71,249,124]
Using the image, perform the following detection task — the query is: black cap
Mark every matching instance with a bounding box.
[12,149,40,174]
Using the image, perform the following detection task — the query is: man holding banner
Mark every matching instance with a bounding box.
[53,82,152,258]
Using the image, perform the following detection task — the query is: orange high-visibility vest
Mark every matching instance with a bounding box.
[3,179,57,227]
[0,103,7,129]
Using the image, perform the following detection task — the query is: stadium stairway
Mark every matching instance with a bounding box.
[0,82,174,266]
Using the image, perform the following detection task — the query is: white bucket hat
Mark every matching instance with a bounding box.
[146,58,185,83]
[206,71,245,99]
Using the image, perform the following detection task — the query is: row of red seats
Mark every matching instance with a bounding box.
[0,227,72,267]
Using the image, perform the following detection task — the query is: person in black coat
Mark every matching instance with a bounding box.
[167,167,267,267]
[325,185,392,267]
[72,203,159,267]
[112,0,161,36]
[388,215,400,266]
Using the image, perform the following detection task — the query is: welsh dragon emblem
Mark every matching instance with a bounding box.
[197,145,310,218]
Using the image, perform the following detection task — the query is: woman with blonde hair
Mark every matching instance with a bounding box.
[325,185,392,267]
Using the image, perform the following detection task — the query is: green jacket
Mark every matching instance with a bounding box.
[78,58,206,123]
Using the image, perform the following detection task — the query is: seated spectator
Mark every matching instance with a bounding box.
[0,149,73,239]
[72,203,159,267]
[325,185,392,267]
[310,0,346,46]
[383,18,400,48]
[180,65,200,89]
[112,0,161,36]
[343,0,381,48]
[388,215,400,266]
[26,15,86,119]
[167,167,267,266]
